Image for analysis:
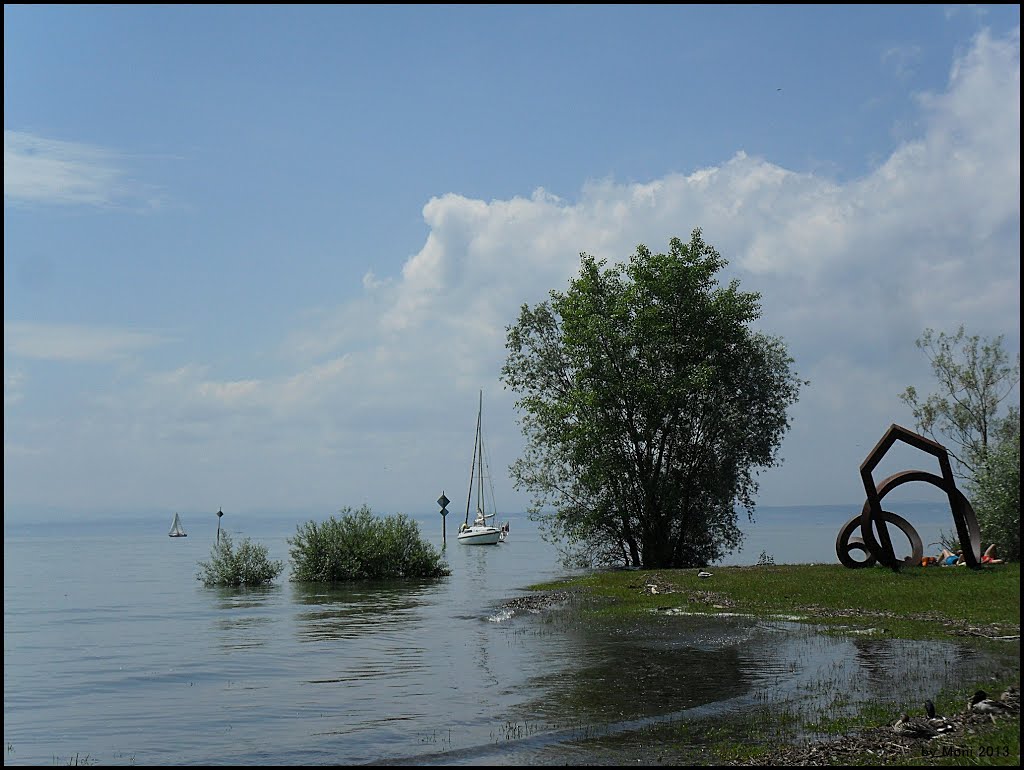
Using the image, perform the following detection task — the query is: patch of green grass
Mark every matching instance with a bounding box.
[532,563,1020,640]
[573,689,1020,766]
[838,716,1021,766]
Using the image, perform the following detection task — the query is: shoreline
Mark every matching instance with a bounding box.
[494,564,1020,766]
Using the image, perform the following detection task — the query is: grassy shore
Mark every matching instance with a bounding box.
[536,561,1020,640]
[528,562,1020,766]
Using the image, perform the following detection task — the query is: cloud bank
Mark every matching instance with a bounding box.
[4,28,1020,518]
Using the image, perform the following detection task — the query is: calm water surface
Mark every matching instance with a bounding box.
[4,505,1010,766]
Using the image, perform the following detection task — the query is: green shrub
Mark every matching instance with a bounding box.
[196,530,285,587]
[968,416,1020,561]
[288,504,451,581]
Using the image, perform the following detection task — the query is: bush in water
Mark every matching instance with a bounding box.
[288,504,451,581]
[196,530,285,587]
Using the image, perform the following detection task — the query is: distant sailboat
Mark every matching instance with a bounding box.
[168,513,187,538]
[457,390,509,545]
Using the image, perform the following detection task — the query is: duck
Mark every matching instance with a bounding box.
[1000,685,1020,711]
[969,689,1012,716]
[893,711,939,738]
[923,699,957,733]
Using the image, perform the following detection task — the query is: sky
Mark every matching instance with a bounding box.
[4,5,1020,526]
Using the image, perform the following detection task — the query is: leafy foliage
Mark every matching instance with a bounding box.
[288,505,450,582]
[968,411,1020,561]
[196,530,284,587]
[900,325,1019,562]
[502,230,805,569]
[900,325,1020,478]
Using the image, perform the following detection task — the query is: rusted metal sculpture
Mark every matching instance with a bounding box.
[836,424,981,571]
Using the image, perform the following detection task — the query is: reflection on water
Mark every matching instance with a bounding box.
[516,611,758,725]
[213,615,275,650]
[404,601,1017,766]
[846,635,984,707]
[211,585,281,650]
[291,578,439,642]
[213,584,281,610]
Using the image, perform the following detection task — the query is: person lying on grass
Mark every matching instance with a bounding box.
[980,543,1005,565]
[921,544,1004,567]
[940,548,964,566]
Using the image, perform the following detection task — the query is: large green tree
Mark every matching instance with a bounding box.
[501,230,805,569]
[900,325,1020,479]
[900,325,1020,559]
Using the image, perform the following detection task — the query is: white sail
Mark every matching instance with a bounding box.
[168,513,187,537]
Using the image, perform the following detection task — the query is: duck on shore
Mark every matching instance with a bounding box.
[968,689,1013,721]
[1000,685,1020,711]
[923,699,958,733]
[893,710,939,738]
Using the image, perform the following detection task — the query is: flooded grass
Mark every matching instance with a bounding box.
[513,563,1020,765]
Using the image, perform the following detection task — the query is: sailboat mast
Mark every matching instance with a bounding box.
[477,393,485,518]
[464,390,482,526]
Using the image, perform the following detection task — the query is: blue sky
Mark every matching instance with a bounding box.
[4,5,1020,523]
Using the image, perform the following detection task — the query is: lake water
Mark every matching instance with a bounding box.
[3,502,1004,766]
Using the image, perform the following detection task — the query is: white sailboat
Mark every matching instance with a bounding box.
[168,512,187,538]
[457,391,509,545]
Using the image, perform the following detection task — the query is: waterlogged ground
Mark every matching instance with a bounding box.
[380,589,1020,766]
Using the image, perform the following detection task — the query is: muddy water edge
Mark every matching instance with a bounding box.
[485,578,1021,766]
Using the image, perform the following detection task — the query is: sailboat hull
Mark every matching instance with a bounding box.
[456,526,502,545]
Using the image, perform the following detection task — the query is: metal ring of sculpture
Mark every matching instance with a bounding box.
[836,424,982,571]
[857,469,980,568]
[836,509,923,569]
